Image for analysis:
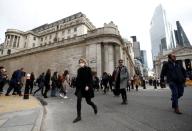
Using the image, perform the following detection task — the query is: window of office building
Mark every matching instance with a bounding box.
[49,35,52,39]
[74,27,77,32]
[33,37,36,40]
[33,43,35,47]
[68,29,71,33]
[7,49,11,55]
[24,42,27,48]
[41,38,43,41]
[1,50,3,55]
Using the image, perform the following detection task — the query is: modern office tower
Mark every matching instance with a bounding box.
[174,21,191,47]
[150,4,175,61]
[140,50,148,67]
[131,36,141,60]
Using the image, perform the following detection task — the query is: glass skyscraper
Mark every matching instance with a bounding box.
[150,4,175,61]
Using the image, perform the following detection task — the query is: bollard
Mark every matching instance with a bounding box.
[24,73,31,99]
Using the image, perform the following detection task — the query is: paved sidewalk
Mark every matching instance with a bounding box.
[0,95,44,131]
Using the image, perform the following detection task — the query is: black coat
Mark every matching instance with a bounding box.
[75,66,94,98]
[160,61,186,84]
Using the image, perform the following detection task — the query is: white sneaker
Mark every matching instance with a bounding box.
[64,96,68,99]
[59,94,64,98]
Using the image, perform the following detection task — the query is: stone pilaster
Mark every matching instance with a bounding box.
[9,35,13,47]
[115,45,120,67]
[104,44,109,73]
[17,36,20,48]
[96,43,102,77]
[108,44,115,74]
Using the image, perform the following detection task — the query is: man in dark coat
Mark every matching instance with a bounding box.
[160,53,186,114]
[6,68,24,96]
[0,67,7,94]
[73,58,97,123]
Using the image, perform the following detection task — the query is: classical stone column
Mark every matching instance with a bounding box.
[96,43,102,77]
[114,45,120,67]
[104,44,109,73]
[108,43,115,74]
[17,36,20,48]
[4,36,8,47]
[13,36,17,47]
[9,35,13,47]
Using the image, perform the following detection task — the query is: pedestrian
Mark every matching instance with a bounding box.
[0,67,8,94]
[141,77,146,89]
[24,73,31,99]
[62,70,70,99]
[51,72,58,97]
[101,72,109,94]
[73,58,97,123]
[160,53,186,114]
[134,75,140,91]
[5,68,25,96]
[113,59,129,104]
[131,77,134,89]
[43,69,51,98]
[33,73,45,96]
[29,72,35,94]
[108,73,113,91]
[127,80,131,91]
[71,77,76,88]
[153,78,157,89]
[92,71,100,91]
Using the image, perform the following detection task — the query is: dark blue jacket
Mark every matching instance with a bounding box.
[10,70,24,84]
[160,61,186,84]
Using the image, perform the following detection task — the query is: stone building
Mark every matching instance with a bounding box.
[154,47,192,78]
[0,12,135,78]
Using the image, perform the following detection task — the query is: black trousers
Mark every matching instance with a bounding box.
[120,88,127,102]
[43,84,50,97]
[6,82,21,95]
[103,83,108,94]
[0,81,5,93]
[76,91,96,117]
[33,83,44,96]
[30,81,34,94]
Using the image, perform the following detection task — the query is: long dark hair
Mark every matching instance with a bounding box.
[63,70,69,80]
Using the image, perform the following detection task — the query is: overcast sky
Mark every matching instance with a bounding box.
[0,0,192,69]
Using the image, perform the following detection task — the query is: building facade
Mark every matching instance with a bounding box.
[154,47,192,78]
[174,21,191,47]
[150,4,175,62]
[0,12,135,78]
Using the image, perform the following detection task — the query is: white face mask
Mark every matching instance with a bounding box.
[80,63,85,67]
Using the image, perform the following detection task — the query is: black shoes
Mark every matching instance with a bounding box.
[94,105,98,115]
[73,116,81,123]
[174,108,182,114]
[121,101,128,105]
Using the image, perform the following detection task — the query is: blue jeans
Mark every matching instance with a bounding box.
[168,82,184,109]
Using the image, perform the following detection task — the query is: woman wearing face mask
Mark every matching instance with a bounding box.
[73,58,98,123]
